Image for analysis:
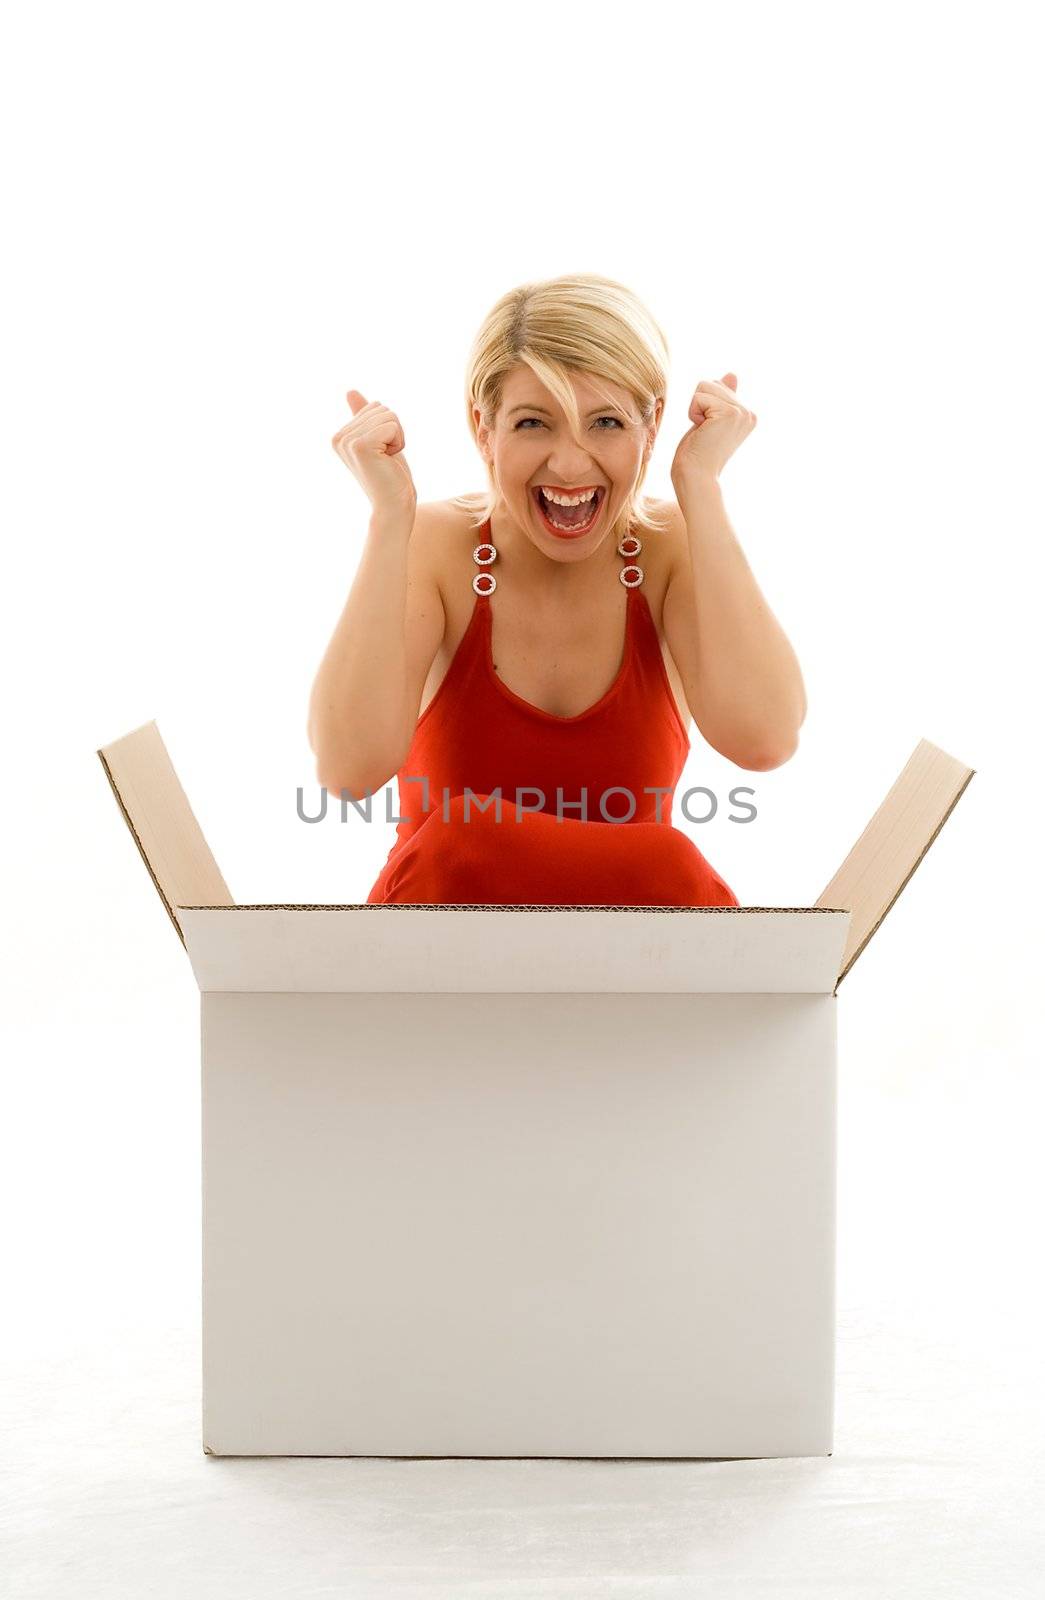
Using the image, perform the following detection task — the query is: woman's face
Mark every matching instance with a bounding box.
[476,365,662,562]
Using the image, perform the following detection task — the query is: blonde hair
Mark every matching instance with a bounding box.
[451,273,673,544]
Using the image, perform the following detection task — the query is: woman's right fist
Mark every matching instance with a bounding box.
[331,391,418,517]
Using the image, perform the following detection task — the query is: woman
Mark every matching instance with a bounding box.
[308,274,806,907]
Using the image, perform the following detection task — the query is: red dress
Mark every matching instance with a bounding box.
[365,517,740,908]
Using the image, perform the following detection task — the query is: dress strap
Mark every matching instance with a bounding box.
[471,516,644,594]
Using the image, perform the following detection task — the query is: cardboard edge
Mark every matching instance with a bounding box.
[97,739,186,947]
[98,719,235,947]
[174,903,848,914]
[832,762,975,991]
[825,761,972,985]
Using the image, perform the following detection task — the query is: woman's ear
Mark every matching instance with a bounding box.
[645,397,665,457]
[474,407,493,466]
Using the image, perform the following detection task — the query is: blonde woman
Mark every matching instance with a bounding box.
[308,274,806,906]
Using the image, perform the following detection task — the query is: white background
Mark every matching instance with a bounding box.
[2,2,1043,1595]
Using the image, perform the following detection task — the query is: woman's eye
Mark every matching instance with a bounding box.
[514,416,623,430]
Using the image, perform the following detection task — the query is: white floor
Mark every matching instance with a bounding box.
[4,986,1044,1598]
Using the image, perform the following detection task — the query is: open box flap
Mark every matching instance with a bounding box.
[816,738,975,989]
[97,721,232,944]
[176,904,851,994]
[98,720,971,992]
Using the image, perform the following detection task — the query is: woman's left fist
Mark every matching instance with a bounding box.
[670,373,757,491]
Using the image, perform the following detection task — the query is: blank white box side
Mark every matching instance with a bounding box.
[202,991,837,1459]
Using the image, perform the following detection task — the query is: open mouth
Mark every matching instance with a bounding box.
[531,485,605,538]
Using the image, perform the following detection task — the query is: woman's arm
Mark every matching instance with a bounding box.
[662,479,807,770]
[307,505,444,798]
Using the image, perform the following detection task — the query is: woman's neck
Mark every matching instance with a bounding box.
[488,500,626,605]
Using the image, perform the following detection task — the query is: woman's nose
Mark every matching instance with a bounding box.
[546,446,597,473]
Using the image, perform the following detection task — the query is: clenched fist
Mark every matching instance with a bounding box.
[332,391,418,519]
[670,373,757,494]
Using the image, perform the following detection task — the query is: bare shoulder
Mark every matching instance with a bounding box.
[409,497,465,551]
[412,495,480,547]
[630,497,689,624]
[414,493,684,605]
[399,501,469,719]
[649,496,690,568]
[412,496,487,608]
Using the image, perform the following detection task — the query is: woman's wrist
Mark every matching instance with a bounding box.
[368,503,417,543]
[673,467,721,499]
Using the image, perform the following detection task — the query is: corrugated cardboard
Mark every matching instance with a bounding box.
[98,721,974,1458]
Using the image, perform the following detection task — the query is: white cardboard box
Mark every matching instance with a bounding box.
[98,724,973,1460]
